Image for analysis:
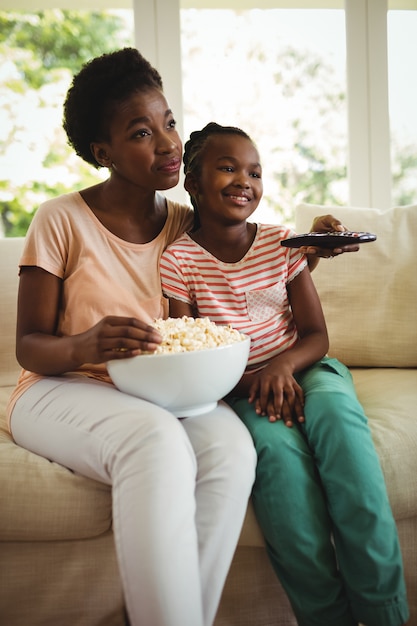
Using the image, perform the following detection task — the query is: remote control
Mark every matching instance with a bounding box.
[281,231,377,249]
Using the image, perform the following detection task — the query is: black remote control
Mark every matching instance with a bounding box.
[281,231,377,249]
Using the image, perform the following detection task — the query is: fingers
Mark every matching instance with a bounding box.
[311,214,345,233]
[98,316,162,360]
[250,375,305,426]
[300,243,360,258]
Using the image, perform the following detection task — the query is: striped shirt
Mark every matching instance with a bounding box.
[160,223,307,370]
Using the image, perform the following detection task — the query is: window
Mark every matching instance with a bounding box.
[1,0,415,235]
[180,7,347,224]
[388,9,417,206]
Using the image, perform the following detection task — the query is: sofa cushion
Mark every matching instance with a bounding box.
[295,204,417,367]
[351,368,417,520]
[0,237,24,387]
[0,387,113,542]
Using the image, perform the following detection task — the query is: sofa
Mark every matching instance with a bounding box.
[0,202,416,626]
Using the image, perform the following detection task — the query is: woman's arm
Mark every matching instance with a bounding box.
[304,214,360,271]
[16,267,162,375]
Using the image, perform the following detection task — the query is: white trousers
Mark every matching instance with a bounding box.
[10,375,256,626]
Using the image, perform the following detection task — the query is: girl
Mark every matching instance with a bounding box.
[159,122,409,626]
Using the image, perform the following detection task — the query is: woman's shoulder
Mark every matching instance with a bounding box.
[166,198,193,221]
[30,191,84,227]
[163,198,194,245]
[36,191,82,212]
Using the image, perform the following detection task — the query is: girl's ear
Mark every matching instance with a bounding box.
[184,172,199,195]
[90,142,112,168]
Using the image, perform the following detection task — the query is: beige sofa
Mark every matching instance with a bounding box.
[0,203,416,626]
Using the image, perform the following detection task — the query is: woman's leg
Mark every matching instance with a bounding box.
[297,358,408,626]
[181,401,257,626]
[11,376,255,626]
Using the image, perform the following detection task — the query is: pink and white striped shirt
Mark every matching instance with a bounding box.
[160,223,307,370]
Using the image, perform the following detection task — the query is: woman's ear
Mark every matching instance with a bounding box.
[184,172,199,195]
[90,142,112,168]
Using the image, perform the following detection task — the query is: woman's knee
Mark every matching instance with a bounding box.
[182,402,256,488]
[103,402,198,481]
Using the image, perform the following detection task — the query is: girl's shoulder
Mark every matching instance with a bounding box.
[257,222,296,241]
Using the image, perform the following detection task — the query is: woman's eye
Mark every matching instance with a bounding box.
[168,119,177,129]
[133,129,150,139]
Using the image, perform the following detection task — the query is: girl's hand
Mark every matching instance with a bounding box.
[248,363,305,427]
[75,315,162,365]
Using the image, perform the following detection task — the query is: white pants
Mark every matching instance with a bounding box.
[10,375,256,626]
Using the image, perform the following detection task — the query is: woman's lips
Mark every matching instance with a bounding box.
[158,158,181,173]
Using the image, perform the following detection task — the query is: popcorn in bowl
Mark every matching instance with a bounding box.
[107,316,250,416]
[151,316,246,354]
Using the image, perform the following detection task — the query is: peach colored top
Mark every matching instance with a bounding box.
[7,191,193,425]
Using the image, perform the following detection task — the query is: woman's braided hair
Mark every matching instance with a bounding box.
[183,122,252,228]
[63,47,163,167]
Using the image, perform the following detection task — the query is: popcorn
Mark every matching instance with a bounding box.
[151,316,246,354]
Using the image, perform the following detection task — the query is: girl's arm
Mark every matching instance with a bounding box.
[246,266,329,424]
[168,298,194,318]
[275,264,329,372]
[16,267,162,375]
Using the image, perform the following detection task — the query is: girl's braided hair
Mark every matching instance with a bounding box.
[183,122,252,227]
[63,47,163,167]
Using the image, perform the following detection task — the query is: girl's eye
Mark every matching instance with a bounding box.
[220,166,234,172]
[251,171,262,179]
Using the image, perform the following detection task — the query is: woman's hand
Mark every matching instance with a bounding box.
[248,362,305,427]
[74,315,162,365]
[299,214,360,270]
[16,266,162,376]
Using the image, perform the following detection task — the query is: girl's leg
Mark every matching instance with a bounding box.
[297,358,408,626]
[229,395,356,626]
[11,376,255,626]
[229,357,408,626]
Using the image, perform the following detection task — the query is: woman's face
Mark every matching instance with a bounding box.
[186,133,263,225]
[93,87,182,192]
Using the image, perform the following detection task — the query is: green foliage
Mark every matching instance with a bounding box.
[0,10,130,87]
[0,9,132,236]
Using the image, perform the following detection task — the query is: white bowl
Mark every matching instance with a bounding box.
[107,337,250,417]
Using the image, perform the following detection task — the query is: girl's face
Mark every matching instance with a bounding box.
[92,87,182,192]
[186,134,263,225]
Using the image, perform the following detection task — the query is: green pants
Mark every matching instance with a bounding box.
[228,357,408,626]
